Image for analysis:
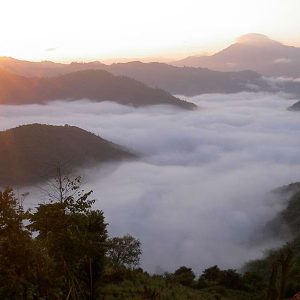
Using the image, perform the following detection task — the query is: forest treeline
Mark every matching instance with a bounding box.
[0,173,143,299]
[1,173,300,300]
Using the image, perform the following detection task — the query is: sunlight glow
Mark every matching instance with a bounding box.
[0,0,299,62]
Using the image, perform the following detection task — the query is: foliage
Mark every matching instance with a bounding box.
[4,175,300,299]
[173,266,196,287]
[219,269,245,290]
[0,184,264,299]
[0,187,60,299]
[107,234,142,268]
[202,265,222,282]
[244,186,300,299]
[0,171,109,299]
[281,191,300,235]
[30,174,108,299]
[98,269,262,300]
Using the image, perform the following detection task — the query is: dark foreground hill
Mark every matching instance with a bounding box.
[0,124,135,186]
[0,68,195,109]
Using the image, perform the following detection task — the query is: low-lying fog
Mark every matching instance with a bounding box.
[1,92,300,273]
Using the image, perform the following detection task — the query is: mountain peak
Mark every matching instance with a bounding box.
[236,33,279,46]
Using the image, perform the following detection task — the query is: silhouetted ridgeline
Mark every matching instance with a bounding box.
[1,55,300,96]
[0,124,135,186]
[0,57,279,96]
[105,61,270,96]
[0,68,196,109]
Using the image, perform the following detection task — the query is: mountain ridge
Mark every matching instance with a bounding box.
[0,68,196,109]
[173,33,300,77]
[0,58,274,97]
[0,124,136,186]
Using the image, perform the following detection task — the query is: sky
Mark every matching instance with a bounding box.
[0,0,299,62]
[1,92,300,272]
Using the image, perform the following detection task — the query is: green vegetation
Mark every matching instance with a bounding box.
[1,175,300,299]
[245,185,300,299]
[97,264,263,300]
[107,235,142,268]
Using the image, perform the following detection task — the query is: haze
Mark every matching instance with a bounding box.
[2,93,299,273]
[1,0,300,62]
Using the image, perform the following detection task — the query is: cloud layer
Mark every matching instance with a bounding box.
[1,92,300,273]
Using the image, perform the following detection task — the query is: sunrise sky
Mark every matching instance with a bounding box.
[0,0,299,62]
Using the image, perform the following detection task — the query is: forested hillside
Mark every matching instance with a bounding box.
[0,124,135,186]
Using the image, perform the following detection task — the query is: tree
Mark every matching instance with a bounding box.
[242,271,264,290]
[0,187,32,298]
[0,187,59,299]
[266,247,294,300]
[195,276,209,289]
[173,266,196,287]
[107,234,142,269]
[30,172,108,299]
[219,269,245,290]
[201,265,222,282]
[41,166,87,204]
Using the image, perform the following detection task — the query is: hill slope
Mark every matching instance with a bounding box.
[289,100,300,111]
[245,182,300,297]
[0,68,195,109]
[0,124,135,186]
[174,33,300,78]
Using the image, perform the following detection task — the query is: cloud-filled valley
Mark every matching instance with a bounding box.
[1,92,300,273]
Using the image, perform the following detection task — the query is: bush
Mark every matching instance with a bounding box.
[173,266,195,287]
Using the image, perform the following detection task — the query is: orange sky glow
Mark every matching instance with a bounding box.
[0,0,299,63]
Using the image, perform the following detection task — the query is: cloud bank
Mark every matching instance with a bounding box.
[1,92,300,273]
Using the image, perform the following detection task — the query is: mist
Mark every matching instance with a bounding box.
[1,92,300,273]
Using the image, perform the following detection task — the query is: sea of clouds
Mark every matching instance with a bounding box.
[1,92,300,273]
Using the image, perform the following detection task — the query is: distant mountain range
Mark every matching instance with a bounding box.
[0,68,195,109]
[173,33,300,78]
[0,124,135,186]
[0,57,289,97]
[1,34,300,99]
[105,62,271,96]
[0,56,95,77]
